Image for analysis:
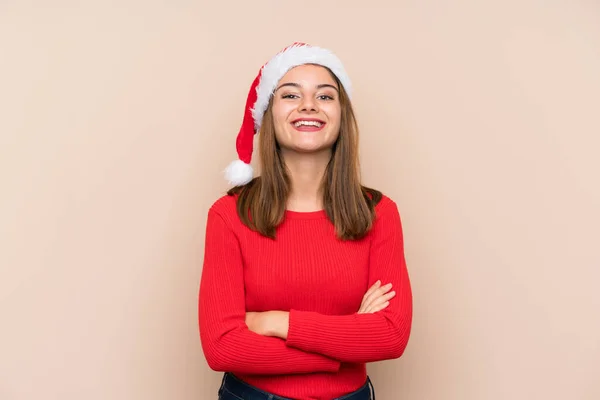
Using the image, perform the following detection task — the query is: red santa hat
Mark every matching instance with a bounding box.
[224,42,353,186]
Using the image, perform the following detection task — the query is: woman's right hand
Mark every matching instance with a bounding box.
[357,280,396,314]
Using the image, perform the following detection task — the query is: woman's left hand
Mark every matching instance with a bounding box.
[245,311,289,339]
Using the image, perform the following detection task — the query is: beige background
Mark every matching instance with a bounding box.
[1,1,599,399]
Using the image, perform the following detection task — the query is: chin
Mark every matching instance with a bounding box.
[292,137,337,149]
[278,132,338,154]
[291,144,334,154]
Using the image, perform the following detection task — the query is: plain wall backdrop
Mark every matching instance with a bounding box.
[1,1,599,399]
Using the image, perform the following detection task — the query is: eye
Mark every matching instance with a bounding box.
[282,94,299,99]
[318,95,335,101]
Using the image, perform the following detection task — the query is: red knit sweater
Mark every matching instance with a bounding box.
[198,193,412,399]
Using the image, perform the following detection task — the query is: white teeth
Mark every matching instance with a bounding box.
[294,120,323,127]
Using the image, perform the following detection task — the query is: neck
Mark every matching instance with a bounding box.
[281,149,331,212]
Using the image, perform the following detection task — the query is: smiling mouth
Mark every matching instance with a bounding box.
[294,120,323,128]
[292,120,325,131]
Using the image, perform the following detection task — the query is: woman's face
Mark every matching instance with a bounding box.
[271,64,342,154]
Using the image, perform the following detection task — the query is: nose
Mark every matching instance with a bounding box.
[298,96,318,113]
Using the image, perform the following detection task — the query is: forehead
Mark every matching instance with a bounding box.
[278,64,337,85]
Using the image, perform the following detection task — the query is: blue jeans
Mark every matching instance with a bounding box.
[218,373,375,400]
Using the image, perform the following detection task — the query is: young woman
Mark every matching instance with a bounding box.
[199,42,413,400]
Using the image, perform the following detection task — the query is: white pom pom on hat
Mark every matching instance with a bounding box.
[223,42,353,186]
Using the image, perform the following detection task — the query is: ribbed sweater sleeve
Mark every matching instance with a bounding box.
[285,199,413,363]
[198,206,341,375]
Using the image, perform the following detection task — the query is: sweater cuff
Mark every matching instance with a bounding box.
[286,309,327,352]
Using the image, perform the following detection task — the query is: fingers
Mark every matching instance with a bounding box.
[363,280,382,298]
[358,281,394,314]
[358,281,381,313]
[366,301,389,314]
[362,282,393,310]
[357,281,382,313]
[363,290,396,313]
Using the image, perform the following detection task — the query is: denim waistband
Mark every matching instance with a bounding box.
[218,373,375,400]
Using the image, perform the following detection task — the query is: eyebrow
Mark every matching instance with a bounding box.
[275,82,339,92]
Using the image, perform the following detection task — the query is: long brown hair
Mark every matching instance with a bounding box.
[228,66,382,240]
